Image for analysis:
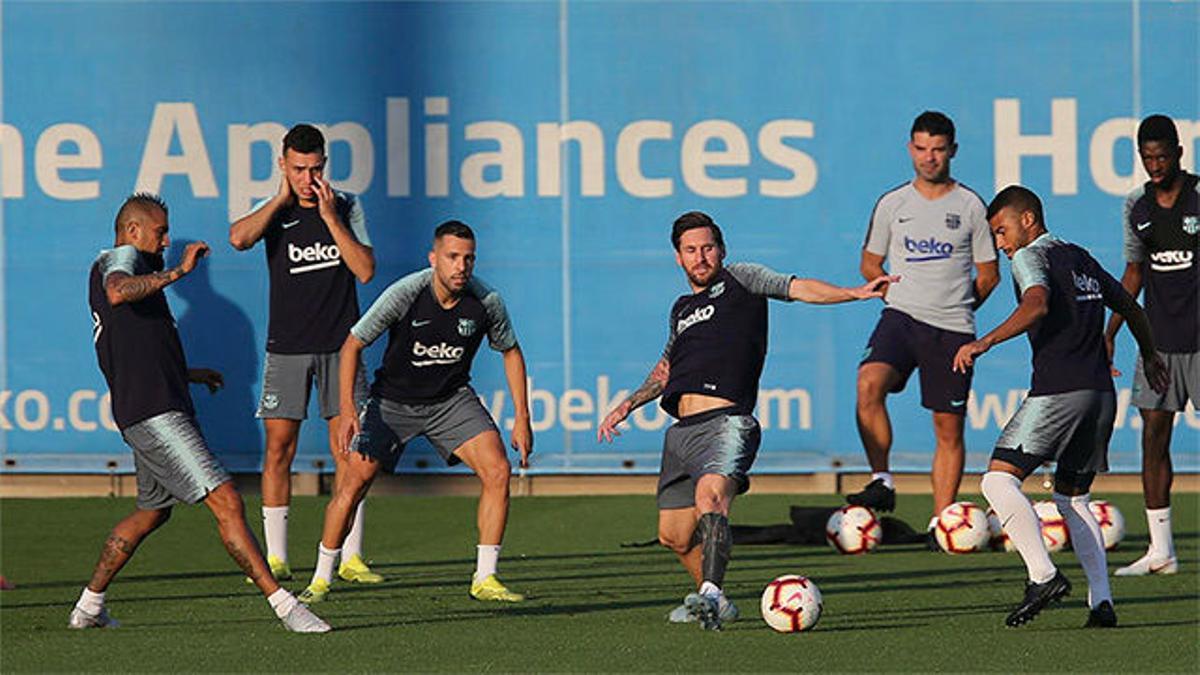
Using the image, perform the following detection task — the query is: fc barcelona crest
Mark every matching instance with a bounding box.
[458,318,477,337]
[945,213,962,230]
[1184,215,1199,236]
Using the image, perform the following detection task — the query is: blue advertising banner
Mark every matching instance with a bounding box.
[1,1,1197,474]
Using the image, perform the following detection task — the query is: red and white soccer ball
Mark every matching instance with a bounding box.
[825,505,882,555]
[934,501,991,554]
[760,574,823,633]
[1033,500,1070,553]
[1088,499,1126,550]
[985,507,1015,551]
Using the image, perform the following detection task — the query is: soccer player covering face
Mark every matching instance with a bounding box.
[229,124,381,586]
[1104,115,1199,578]
[298,221,533,604]
[954,186,1168,629]
[598,212,893,631]
[849,111,1000,540]
[72,194,330,633]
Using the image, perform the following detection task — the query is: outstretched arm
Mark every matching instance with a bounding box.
[953,286,1049,372]
[105,242,209,306]
[597,357,669,443]
[335,335,367,454]
[787,274,896,304]
[501,345,533,468]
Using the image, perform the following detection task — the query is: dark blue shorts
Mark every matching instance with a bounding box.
[861,308,974,414]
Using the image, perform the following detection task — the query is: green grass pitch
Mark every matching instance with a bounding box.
[1,492,1196,672]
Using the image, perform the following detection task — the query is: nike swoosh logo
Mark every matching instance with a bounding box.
[950,399,966,406]
[898,217,914,223]
[411,319,431,327]
[1136,221,1152,231]
[281,219,301,229]
[1149,561,1174,573]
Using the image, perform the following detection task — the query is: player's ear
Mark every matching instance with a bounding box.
[948,142,958,159]
[428,247,437,269]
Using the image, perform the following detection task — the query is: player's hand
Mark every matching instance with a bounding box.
[1143,351,1170,395]
[510,415,533,469]
[178,241,210,276]
[275,172,295,207]
[853,274,900,300]
[188,368,224,394]
[1105,334,1122,377]
[597,401,632,443]
[312,174,337,223]
[336,411,361,455]
[953,339,989,373]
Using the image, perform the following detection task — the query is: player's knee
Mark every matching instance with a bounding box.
[150,507,172,529]
[980,470,1018,503]
[657,530,691,555]
[476,456,512,493]
[205,483,245,520]
[856,377,887,406]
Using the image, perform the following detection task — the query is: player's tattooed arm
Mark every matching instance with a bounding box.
[104,242,209,306]
[105,269,180,305]
[598,358,669,443]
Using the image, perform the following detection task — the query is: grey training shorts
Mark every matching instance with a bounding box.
[657,409,761,510]
[121,411,231,511]
[352,387,499,471]
[992,389,1116,475]
[1131,351,1198,412]
[256,351,367,420]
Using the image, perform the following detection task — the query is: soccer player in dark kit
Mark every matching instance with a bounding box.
[1104,114,1199,578]
[229,123,381,585]
[598,211,894,630]
[73,193,330,633]
[955,186,1168,628]
[298,220,533,604]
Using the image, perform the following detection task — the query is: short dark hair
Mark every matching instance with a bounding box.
[911,111,956,144]
[671,211,725,252]
[434,219,475,241]
[283,124,325,155]
[1137,114,1179,147]
[114,192,168,233]
[987,185,1044,226]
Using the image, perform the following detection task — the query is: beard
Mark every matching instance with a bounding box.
[686,264,718,288]
[142,250,166,271]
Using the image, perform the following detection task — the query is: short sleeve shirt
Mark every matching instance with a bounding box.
[351,269,517,404]
[863,182,995,334]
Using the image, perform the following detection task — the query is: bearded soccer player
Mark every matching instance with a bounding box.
[1104,114,1199,577]
[229,123,380,585]
[73,193,329,633]
[955,186,1168,628]
[298,220,533,603]
[598,211,892,631]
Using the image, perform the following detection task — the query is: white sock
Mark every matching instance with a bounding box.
[262,506,289,563]
[871,472,895,490]
[926,515,938,532]
[76,587,105,615]
[1054,492,1111,609]
[267,588,298,619]
[312,544,340,585]
[1146,506,1175,559]
[475,544,501,582]
[698,580,722,599]
[981,471,1057,584]
[342,500,367,561]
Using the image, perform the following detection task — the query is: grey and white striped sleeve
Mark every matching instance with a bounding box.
[467,277,518,351]
[350,269,432,346]
[726,262,794,300]
[98,245,139,283]
[1011,245,1049,294]
[1122,188,1147,263]
[341,192,372,246]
